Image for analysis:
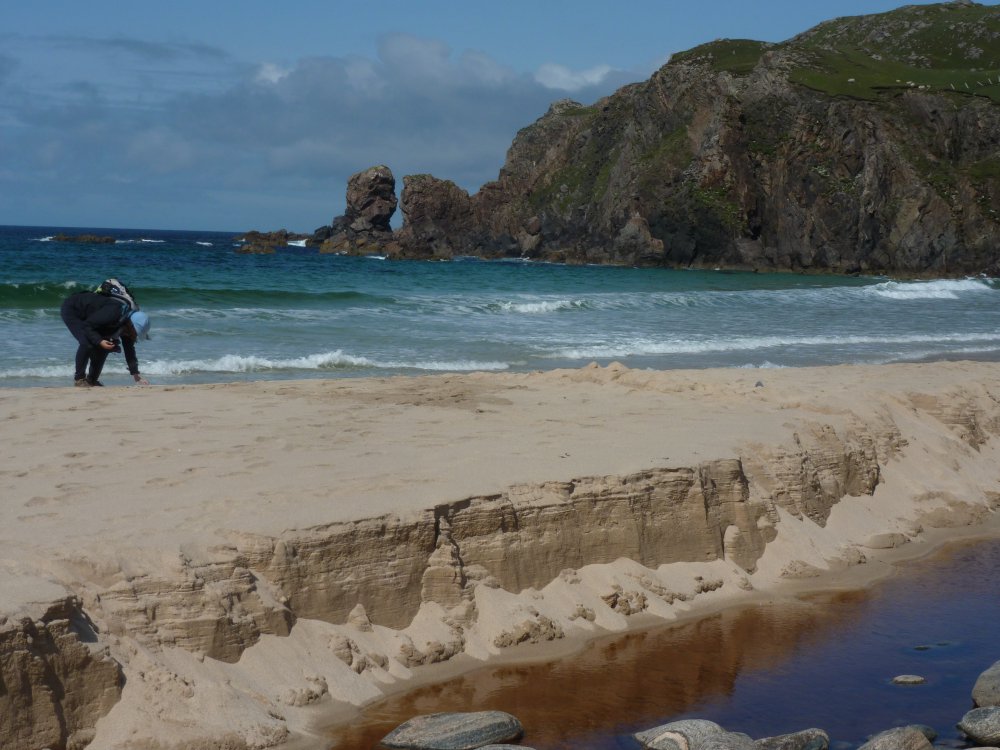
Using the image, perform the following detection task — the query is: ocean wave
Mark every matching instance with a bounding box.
[0,280,90,307]
[493,299,586,314]
[552,331,1000,359]
[0,350,510,380]
[196,241,213,247]
[868,278,996,300]
[0,282,396,310]
[132,352,508,376]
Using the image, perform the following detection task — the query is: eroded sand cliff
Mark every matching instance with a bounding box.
[2,362,999,749]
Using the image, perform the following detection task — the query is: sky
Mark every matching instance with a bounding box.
[0,1,976,232]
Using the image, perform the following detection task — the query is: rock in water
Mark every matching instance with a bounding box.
[635,719,742,750]
[858,726,933,750]
[380,711,524,750]
[959,707,1000,745]
[974,659,1000,707]
[753,728,830,750]
[346,164,397,233]
[892,674,927,685]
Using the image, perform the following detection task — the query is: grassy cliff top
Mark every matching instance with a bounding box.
[667,1,1000,101]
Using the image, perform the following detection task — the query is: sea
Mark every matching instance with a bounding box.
[3,224,1000,388]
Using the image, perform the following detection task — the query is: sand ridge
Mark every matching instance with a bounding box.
[2,361,1000,750]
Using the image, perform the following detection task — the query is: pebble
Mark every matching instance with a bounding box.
[892,674,927,685]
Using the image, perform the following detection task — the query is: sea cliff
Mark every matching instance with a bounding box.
[301,2,1000,274]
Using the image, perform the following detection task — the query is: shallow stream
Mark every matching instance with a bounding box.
[329,539,1000,749]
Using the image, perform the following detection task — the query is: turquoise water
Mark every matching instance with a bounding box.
[3,224,1000,387]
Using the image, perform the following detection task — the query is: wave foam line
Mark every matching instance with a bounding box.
[868,278,996,299]
[494,299,585,314]
[0,351,511,379]
[141,352,509,375]
[553,331,1000,359]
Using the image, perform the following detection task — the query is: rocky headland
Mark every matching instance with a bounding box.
[284,2,1000,274]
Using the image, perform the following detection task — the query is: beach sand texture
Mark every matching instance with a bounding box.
[2,361,1000,749]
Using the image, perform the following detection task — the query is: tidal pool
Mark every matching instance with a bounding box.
[329,539,1000,749]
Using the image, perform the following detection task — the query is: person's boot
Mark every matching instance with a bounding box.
[74,378,92,387]
[86,378,104,387]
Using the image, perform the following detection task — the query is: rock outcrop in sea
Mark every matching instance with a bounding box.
[303,2,1000,274]
[310,164,402,256]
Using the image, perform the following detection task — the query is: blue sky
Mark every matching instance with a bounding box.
[0,1,976,231]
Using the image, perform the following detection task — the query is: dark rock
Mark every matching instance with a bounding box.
[379,711,523,750]
[233,229,309,254]
[52,233,116,244]
[310,165,399,257]
[973,659,1000,707]
[346,164,397,233]
[754,728,830,750]
[958,706,1000,745]
[857,726,933,750]
[395,174,475,259]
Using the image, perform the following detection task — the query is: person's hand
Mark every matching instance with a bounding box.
[133,374,150,386]
[100,339,117,351]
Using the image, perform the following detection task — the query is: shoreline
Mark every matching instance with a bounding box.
[314,521,1000,748]
[2,360,1000,750]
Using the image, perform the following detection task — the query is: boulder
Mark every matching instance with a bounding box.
[959,706,1000,745]
[974,659,1000,707]
[753,728,829,750]
[380,711,523,750]
[632,719,726,750]
[857,726,933,750]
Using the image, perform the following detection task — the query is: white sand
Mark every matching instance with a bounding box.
[2,361,999,749]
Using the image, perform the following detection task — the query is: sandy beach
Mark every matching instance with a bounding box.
[2,361,1000,750]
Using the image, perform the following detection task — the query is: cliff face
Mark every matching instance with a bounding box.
[319,2,1000,273]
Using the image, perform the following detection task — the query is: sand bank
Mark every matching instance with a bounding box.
[1,361,999,749]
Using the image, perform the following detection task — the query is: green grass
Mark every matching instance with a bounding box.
[788,2,1000,101]
[664,3,1000,102]
[789,46,1000,102]
[670,40,771,75]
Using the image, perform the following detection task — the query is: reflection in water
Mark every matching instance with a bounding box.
[330,541,1000,750]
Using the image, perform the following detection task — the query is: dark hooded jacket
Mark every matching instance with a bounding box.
[61,291,140,375]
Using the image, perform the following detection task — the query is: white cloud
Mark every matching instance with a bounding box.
[0,31,641,230]
[534,62,615,91]
[255,62,290,85]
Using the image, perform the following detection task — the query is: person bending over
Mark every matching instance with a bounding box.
[60,285,151,387]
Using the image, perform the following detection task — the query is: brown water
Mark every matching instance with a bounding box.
[329,540,1000,749]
